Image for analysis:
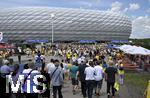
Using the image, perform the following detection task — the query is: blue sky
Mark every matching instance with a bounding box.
[0,0,150,39]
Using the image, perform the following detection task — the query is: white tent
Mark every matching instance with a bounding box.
[118,45,150,55]
[124,46,137,53]
[118,45,133,51]
[126,46,150,55]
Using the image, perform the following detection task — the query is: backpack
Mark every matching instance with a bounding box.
[36,55,42,63]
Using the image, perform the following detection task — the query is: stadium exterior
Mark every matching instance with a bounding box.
[0,7,132,42]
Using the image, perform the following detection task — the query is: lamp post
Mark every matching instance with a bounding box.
[51,13,55,44]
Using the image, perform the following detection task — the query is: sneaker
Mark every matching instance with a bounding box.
[107,93,110,98]
[72,90,75,95]
[112,96,115,98]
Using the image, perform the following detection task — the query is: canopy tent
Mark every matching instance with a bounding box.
[125,46,150,55]
[118,45,150,55]
[117,45,133,51]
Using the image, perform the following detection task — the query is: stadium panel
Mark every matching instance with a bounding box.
[0,7,132,42]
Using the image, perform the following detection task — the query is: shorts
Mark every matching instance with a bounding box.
[95,80,103,89]
[71,78,78,85]
[120,74,124,79]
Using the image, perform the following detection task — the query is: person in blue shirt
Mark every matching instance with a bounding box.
[35,52,42,69]
[70,62,79,95]
[102,61,108,69]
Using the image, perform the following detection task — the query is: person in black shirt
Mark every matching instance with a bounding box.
[40,62,50,98]
[105,61,117,98]
[77,61,88,98]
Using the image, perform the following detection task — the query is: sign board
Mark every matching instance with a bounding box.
[26,39,49,43]
[111,40,129,43]
[79,40,96,43]
[0,32,3,41]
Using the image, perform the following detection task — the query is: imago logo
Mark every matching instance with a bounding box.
[6,74,47,93]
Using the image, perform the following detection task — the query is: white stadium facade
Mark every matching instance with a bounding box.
[0,7,132,42]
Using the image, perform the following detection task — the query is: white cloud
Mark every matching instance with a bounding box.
[129,3,140,11]
[123,7,128,12]
[80,1,92,7]
[130,16,150,39]
[147,8,150,13]
[110,1,122,12]
[77,0,101,9]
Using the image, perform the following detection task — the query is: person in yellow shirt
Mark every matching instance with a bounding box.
[118,61,124,85]
[66,52,71,63]
[95,55,99,61]
[32,50,35,58]
[108,55,112,62]
[73,53,78,59]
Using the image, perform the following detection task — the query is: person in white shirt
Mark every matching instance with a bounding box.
[94,61,103,96]
[72,56,77,63]
[21,62,40,97]
[84,61,95,98]
[40,53,45,62]
[77,57,82,65]
[46,59,55,74]
[81,56,85,61]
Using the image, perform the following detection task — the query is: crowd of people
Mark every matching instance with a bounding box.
[0,44,125,98]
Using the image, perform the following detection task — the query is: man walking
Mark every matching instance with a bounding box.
[0,60,11,98]
[78,61,88,98]
[70,62,79,94]
[84,61,95,98]
[94,61,103,96]
[17,47,22,64]
[50,59,64,98]
[105,61,118,98]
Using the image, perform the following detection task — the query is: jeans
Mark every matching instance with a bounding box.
[53,86,63,98]
[107,82,115,96]
[11,93,24,98]
[81,81,87,97]
[86,80,94,98]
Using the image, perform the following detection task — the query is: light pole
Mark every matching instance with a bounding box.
[51,13,55,44]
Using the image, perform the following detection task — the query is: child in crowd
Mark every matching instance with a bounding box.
[118,61,124,85]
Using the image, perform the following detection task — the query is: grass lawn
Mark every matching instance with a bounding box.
[125,72,150,97]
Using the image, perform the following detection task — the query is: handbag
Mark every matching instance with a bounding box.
[114,82,119,91]
[50,67,58,81]
[22,69,34,91]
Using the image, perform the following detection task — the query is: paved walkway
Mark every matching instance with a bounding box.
[56,80,131,98]
[8,55,132,98]
[61,80,107,98]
